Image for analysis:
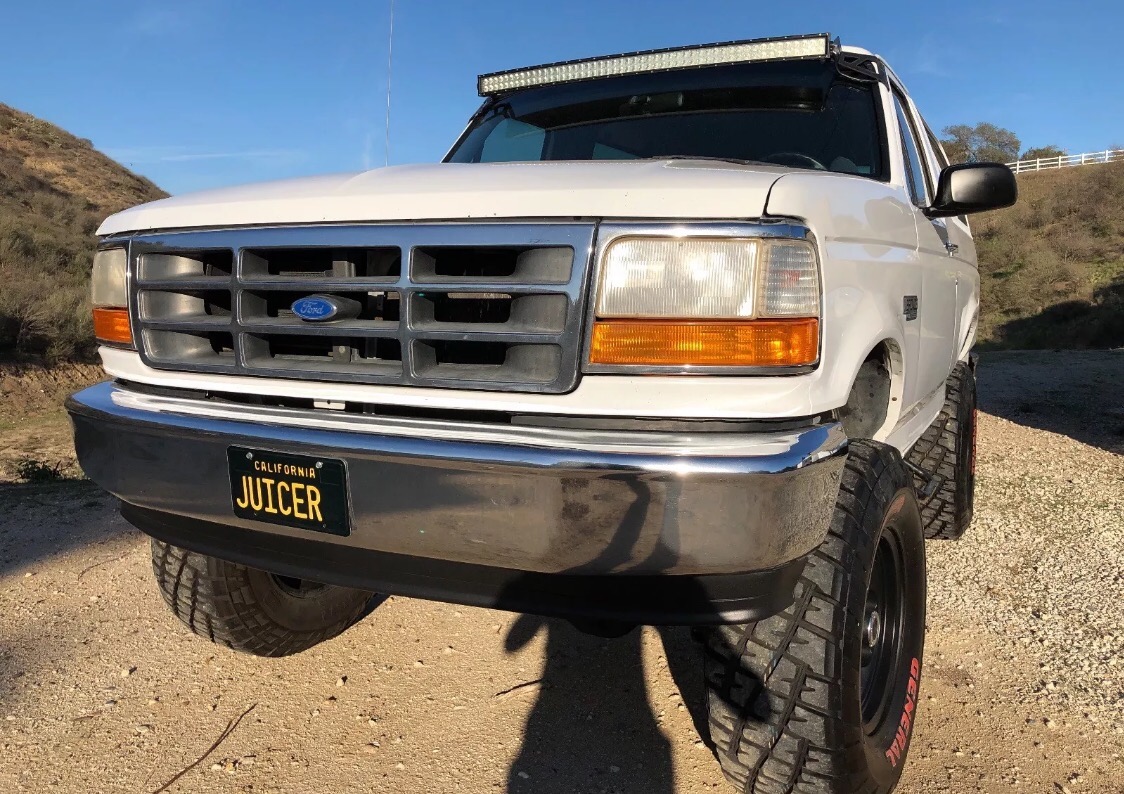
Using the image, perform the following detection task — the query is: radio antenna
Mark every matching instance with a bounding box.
[383,0,395,167]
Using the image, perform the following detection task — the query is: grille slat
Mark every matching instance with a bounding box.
[238,278,403,291]
[409,327,562,343]
[238,319,400,337]
[234,279,575,294]
[130,224,593,394]
[135,277,233,289]
[142,317,234,332]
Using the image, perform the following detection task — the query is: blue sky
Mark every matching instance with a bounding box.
[2,0,1121,195]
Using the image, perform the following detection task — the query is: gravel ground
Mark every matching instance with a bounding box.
[0,364,101,482]
[0,351,1121,792]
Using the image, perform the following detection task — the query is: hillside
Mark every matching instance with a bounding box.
[1,102,1121,359]
[975,161,1124,348]
[0,103,166,361]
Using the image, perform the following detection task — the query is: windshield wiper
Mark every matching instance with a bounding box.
[643,155,771,167]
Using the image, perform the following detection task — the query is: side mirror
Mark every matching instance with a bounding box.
[926,163,1018,218]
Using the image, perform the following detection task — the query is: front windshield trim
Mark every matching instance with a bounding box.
[442,98,491,164]
[442,60,890,182]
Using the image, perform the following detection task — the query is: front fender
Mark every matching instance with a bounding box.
[767,171,920,419]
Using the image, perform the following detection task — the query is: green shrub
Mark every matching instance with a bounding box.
[15,458,64,483]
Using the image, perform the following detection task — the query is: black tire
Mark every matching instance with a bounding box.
[906,361,977,540]
[703,441,926,794]
[150,539,372,657]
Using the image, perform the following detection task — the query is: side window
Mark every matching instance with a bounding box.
[924,120,969,227]
[924,123,950,171]
[891,91,930,207]
[479,118,546,163]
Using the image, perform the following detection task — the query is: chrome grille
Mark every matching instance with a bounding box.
[128,224,596,393]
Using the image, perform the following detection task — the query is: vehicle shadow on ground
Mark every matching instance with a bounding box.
[0,481,137,578]
[498,479,751,793]
[975,349,1124,456]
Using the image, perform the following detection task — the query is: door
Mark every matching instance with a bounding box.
[891,88,959,402]
[919,119,979,358]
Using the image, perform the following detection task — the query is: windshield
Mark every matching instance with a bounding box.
[447,61,886,178]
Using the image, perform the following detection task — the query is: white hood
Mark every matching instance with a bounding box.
[98,160,790,236]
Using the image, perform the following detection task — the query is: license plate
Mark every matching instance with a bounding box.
[228,446,350,536]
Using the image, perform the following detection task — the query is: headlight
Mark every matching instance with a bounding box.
[596,238,760,318]
[589,236,820,368]
[91,247,133,347]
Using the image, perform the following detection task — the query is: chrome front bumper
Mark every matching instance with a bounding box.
[68,381,848,623]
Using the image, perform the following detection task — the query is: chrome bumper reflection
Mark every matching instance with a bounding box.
[68,381,847,576]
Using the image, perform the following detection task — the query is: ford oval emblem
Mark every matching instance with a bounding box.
[291,295,340,322]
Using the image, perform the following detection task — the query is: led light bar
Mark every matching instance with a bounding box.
[478,33,831,96]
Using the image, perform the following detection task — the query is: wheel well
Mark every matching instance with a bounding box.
[838,342,898,440]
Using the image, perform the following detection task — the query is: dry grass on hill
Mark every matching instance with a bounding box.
[0,104,166,362]
[974,161,1124,349]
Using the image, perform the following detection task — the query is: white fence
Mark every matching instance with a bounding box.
[1006,149,1123,174]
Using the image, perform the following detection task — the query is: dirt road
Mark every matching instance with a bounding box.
[1,351,1122,793]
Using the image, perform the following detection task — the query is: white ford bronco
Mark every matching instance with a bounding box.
[68,34,1017,793]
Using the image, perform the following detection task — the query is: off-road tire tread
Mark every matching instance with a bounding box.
[906,362,975,540]
[703,441,913,794]
[150,539,368,657]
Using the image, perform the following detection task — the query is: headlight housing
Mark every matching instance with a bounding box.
[588,235,820,368]
[596,238,761,318]
[91,247,133,347]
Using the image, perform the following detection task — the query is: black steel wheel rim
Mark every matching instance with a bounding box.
[860,529,907,735]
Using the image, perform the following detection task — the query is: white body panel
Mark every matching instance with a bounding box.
[94,50,980,455]
[893,67,980,371]
[763,170,920,431]
[99,347,856,420]
[97,161,785,236]
[917,217,963,394]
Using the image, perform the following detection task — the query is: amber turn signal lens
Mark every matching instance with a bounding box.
[589,318,818,367]
[92,307,133,347]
